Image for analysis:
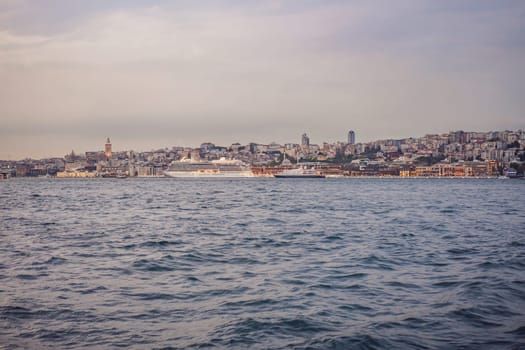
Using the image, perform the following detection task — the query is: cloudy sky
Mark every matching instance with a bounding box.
[1,0,524,159]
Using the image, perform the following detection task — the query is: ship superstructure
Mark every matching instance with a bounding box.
[164,158,253,178]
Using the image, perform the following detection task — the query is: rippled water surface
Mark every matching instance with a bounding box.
[1,178,524,349]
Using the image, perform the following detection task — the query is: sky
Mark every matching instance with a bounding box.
[1,0,524,159]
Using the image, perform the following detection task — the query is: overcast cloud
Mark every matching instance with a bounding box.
[1,0,524,159]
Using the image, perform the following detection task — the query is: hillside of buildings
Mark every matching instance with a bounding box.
[1,130,524,178]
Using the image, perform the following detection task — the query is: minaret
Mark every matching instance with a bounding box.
[105,138,112,159]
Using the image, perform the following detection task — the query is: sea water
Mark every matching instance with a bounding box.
[1,178,524,349]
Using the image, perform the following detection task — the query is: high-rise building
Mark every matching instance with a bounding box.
[105,138,112,159]
[301,133,310,147]
[348,130,355,145]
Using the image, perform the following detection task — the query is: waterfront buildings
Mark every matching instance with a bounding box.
[1,130,524,178]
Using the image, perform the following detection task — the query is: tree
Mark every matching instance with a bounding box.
[414,154,446,166]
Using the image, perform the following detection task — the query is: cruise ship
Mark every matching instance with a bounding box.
[164,158,254,178]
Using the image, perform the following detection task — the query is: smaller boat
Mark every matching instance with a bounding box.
[505,169,523,179]
[274,167,325,178]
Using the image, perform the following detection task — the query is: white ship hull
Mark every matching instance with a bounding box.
[164,158,254,178]
[164,170,254,178]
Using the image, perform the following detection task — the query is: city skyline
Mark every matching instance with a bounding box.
[1,128,524,161]
[3,128,523,179]
[2,1,525,159]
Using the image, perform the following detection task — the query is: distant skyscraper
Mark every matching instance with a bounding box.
[348,130,355,145]
[105,137,112,159]
[301,133,310,147]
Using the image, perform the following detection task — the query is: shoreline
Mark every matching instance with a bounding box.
[3,175,520,180]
